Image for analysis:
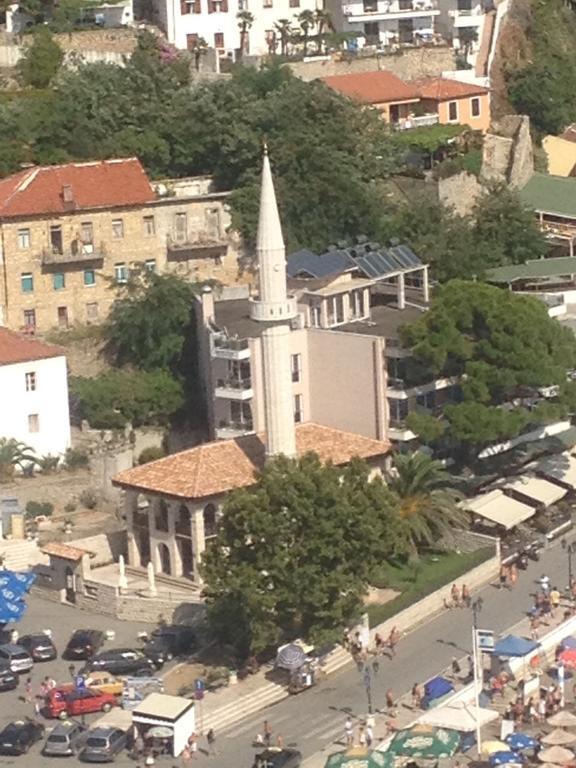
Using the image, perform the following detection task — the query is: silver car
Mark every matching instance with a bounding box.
[0,644,33,673]
[79,727,127,763]
[42,721,87,757]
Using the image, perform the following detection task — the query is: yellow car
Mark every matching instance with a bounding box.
[84,672,123,697]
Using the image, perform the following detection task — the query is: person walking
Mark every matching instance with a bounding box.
[411,683,422,709]
[451,657,461,678]
[365,723,374,749]
[499,565,508,590]
[550,586,561,615]
[181,745,192,767]
[358,726,367,748]
[510,565,518,588]
[24,677,33,704]
[461,584,471,607]
[345,717,354,746]
[263,721,272,748]
[206,729,216,757]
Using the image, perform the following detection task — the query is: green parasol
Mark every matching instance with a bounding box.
[385,725,461,758]
[325,748,396,768]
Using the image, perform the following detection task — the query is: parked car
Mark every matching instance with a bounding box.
[42,720,87,757]
[0,719,45,755]
[45,687,117,720]
[19,633,57,662]
[0,644,33,673]
[79,727,128,762]
[83,649,156,677]
[0,660,18,691]
[143,624,196,666]
[63,630,105,661]
[253,748,302,768]
[83,671,123,697]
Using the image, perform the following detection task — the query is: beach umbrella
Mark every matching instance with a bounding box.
[542,731,576,747]
[0,599,26,624]
[0,571,35,591]
[387,725,460,758]
[147,725,172,739]
[325,748,395,768]
[483,742,510,755]
[549,714,576,729]
[506,734,539,752]
[275,643,307,672]
[559,650,576,669]
[489,751,524,766]
[538,747,575,764]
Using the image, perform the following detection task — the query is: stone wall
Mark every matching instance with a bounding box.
[438,172,483,216]
[289,46,456,83]
[481,114,534,189]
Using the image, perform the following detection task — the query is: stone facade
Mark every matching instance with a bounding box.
[481,114,534,189]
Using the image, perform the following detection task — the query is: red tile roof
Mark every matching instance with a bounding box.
[113,423,391,500]
[42,542,91,561]
[322,71,421,105]
[0,327,64,366]
[415,77,489,101]
[0,158,155,219]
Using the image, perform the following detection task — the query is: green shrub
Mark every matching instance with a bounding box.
[38,454,60,473]
[79,489,98,509]
[138,446,166,465]
[25,500,54,518]
[64,501,77,514]
[64,447,89,470]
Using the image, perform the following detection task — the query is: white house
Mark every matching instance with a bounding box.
[0,328,71,459]
[154,0,322,57]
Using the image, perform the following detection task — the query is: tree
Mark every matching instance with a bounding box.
[0,438,37,481]
[314,9,333,52]
[18,28,63,88]
[237,10,255,57]
[386,453,466,555]
[274,18,292,56]
[296,9,315,56]
[105,270,198,373]
[201,455,409,657]
[70,370,184,429]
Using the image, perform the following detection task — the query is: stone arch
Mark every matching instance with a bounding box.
[203,503,218,539]
[157,542,171,575]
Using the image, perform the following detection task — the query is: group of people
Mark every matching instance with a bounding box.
[343,626,402,661]
[23,674,57,714]
[444,583,472,610]
[498,563,519,590]
[344,714,374,749]
[254,720,284,750]
[502,683,564,726]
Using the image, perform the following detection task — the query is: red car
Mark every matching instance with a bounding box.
[45,686,117,720]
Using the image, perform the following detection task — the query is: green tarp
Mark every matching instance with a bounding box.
[386,725,461,758]
[325,749,396,768]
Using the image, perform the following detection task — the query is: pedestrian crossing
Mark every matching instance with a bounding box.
[222,707,348,748]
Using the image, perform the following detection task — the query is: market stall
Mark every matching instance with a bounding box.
[132,693,194,757]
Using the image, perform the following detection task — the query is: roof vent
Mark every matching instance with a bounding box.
[62,184,74,204]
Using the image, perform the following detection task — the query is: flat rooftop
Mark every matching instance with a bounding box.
[339,296,426,340]
[213,298,275,339]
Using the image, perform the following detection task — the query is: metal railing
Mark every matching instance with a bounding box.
[213,337,250,352]
[396,114,439,130]
[41,242,106,265]
[344,0,437,15]
[215,377,252,390]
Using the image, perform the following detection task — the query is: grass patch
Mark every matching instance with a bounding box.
[367,547,494,626]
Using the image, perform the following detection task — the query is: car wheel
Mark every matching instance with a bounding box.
[59,711,69,720]
[102,702,112,713]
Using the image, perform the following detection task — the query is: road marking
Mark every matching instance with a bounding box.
[224,711,290,739]
[301,714,342,740]
[310,721,347,743]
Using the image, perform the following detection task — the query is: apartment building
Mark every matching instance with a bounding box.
[0,159,241,333]
[197,241,460,446]
[154,0,322,58]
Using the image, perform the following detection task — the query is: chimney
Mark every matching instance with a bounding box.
[62,185,74,204]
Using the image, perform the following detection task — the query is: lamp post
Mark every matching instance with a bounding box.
[562,539,575,591]
[361,664,374,715]
[471,597,484,755]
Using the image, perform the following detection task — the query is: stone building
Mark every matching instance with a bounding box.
[0,158,242,333]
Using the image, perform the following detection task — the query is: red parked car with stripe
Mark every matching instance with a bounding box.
[45,686,117,720]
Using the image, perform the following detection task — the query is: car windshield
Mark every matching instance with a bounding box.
[86,737,108,748]
[48,735,68,743]
[11,652,30,660]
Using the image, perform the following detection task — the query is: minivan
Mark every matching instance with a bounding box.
[79,727,127,762]
[42,720,87,757]
[0,644,33,673]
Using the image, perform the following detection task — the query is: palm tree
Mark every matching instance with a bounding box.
[314,9,333,52]
[0,438,38,481]
[296,9,315,56]
[237,10,255,58]
[386,452,466,556]
[274,18,292,57]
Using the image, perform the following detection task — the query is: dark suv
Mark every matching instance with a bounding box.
[83,649,156,676]
[20,633,57,662]
[253,749,302,768]
[63,630,105,661]
[143,625,196,666]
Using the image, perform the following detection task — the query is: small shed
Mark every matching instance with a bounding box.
[132,693,195,757]
[40,542,93,605]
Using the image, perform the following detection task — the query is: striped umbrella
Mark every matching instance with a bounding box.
[275,643,307,671]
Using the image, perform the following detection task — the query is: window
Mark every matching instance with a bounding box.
[21,273,33,293]
[448,100,458,122]
[471,97,481,117]
[204,504,218,539]
[86,302,99,322]
[328,295,345,325]
[53,272,65,291]
[57,306,68,328]
[294,394,303,423]
[174,212,188,241]
[114,263,128,283]
[145,259,156,273]
[155,500,169,532]
[238,0,248,8]
[289,0,299,6]
[352,290,365,318]
[291,353,301,383]
[83,269,96,286]
[311,305,321,327]
[416,390,436,410]
[388,398,409,426]
[180,0,190,11]
[80,221,93,244]
[214,32,225,48]
[17,228,30,250]
[263,0,272,7]
[28,414,39,433]
[50,225,63,255]
[143,215,155,236]
[25,372,36,392]
[112,219,124,239]
[23,309,36,328]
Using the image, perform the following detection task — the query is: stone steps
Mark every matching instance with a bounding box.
[201,679,287,734]
[0,539,46,571]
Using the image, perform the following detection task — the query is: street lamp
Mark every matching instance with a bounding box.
[470,597,484,755]
[562,539,575,590]
[362,664,374,714]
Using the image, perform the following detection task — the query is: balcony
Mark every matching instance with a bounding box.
[212,335,251,361]
[167,235,227,262]
[396,113,439,130]
[215,420,255,439]
[41,242,106,266]
[215,377,254,400]
[343,0,439,21]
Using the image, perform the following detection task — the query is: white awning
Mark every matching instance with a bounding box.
[505,475,567,506]
[533,452,576,490]
[419,702,499,732]
[461,489,535,530]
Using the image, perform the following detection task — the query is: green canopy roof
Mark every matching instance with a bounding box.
[485,257,576,284]
[325,748,395,768]
[521,174,576,218]
[386,725,460,758]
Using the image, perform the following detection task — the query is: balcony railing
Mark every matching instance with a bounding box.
[343,0,437,16]
[41,243,106,266]
[167,235,227,261]
[216,377,252,390]
[396,114,439,130]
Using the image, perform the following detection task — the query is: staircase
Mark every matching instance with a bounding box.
[201,679,288,733]
[0,539,47,571]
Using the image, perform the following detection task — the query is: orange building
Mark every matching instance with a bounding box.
[415,77,490,133]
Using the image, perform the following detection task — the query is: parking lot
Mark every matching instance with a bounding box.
[0,592,167,766]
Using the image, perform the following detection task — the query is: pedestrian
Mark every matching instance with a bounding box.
[133,734,145,759]
[451,583,460,606]
[343,628,351,651]
[499,564,508,590]
[374,633,384,655]
[461,584,471,607]
[145,749,155,766]
[263,721,272,748]
[24,677,32,703]
[345,717,353,746]
[538,696,547,721]
[451,657,461,678]
[276,735,284,749]
[366,723,374,749]
[530,615,540,640]
[388,626,400,657]
[46,675,56,690]
[466,655,474,679]
[206,728,216,757]
[181,745,191,767]
[188,734,198,760]
[386,688,395,713]
[358,726,366,748]
[68,663,76,679]
[540,574,551,593]
[550,585,561,615]
[411,683,422,709]
[510,565,518,588]
[353,631,364,657]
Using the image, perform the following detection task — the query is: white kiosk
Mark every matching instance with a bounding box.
[132,693,195,757]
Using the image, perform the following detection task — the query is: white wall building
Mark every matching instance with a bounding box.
[0,328,71,458]
[154,0,322,57]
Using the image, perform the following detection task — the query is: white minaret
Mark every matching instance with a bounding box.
[251,148,297,459]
